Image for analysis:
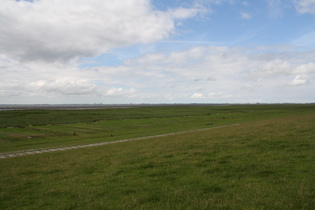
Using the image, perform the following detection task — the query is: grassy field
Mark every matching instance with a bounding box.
[1,104,314,153]
[0,104,315,209]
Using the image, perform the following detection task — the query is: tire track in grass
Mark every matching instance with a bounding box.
[0,124,240,159]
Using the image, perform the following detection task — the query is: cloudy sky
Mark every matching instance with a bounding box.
[1,0,315,104]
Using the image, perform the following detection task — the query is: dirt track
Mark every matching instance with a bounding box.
[0,124,239,159]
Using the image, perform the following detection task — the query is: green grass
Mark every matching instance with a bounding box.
[1,104,313,129]
[1,104,314,152]
[0,104,315,209]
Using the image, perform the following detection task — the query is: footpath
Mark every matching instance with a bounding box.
[0,124,239,159]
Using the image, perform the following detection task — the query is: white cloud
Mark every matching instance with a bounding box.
[289,75,309,86]
[247,60,292,79]
[0,0,199,63]
[294,0,315,14]
[293,31,315,47]
[1,1,314,104]
[2,78,138,99]
[105,88,137,97]
[28,79,99,96]
[123,46,314,101]
[208,92,232,98]
[169,7,199,19]
[0,57,139,99]
[241,12,251,19]
[242,1,249,6]
[191,93,203,98]
[266,0,286,17]
[291,63,315,76]
[1,45,315,103]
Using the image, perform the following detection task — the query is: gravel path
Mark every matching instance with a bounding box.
[0,124,239,159]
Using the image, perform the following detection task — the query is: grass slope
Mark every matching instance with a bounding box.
[0,111,314,209]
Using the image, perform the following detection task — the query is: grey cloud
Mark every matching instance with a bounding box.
[194,76,216,82]
[206,76,216,81]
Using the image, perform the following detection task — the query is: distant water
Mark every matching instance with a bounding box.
[0,104,133,111]
[0,103,228,111]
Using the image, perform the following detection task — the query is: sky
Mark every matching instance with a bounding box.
[0,0,315,104]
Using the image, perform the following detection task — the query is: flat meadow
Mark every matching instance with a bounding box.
[0,104,314,209]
